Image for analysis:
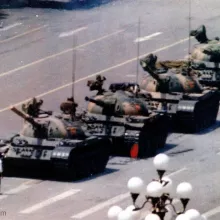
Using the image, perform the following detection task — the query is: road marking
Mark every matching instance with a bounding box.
[71,168,186,219]
[134,32,162,43]
[0,23,22,32]
[0,26,48,44]
[167,167,187,177]
[217,152,220,155]
[0,36,190,114]
[71,193,129,219]
[126,74,136,77]
[0,29,124,80]
[0,184,32,201]
[59,27,88,38]
[203,206,220,218]
[20,189,81,214]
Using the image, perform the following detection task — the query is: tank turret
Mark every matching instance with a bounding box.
[85,90,149,116]
[83,76,169,158]
[139,54,220,133]
[140,53,203,93]
[190,25,220,66]
[11,106,85,139]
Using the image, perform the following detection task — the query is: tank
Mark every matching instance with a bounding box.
[139,54,220,133]
[189,24,220,88]
[0,99,111,180]
[82,76,170,158]
[142,26,220,89]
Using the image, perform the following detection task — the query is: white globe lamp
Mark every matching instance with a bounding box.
[127,177,144,204]
[175,214,190,220]
[200,215,207,220]
[108,206,123,219]
[145,213,161,220]
[146,181,163,198]
[117,210,132,220]
[176,182,193,211]
[127,177,144,194]
[185,209,201,220]
[161,176,173,195]
[153,154,170,179]
[125,205,135,212]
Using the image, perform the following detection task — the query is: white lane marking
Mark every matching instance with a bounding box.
[59,27,88,38]
[167,167,187,177]
[0,184,32,201]
[134,32,162,43]
[20,189,81,214]
[203,206,220,218]
[71,193,129,219]
[0,29,125,81]
[126,74,136,77]
[0,36,191,114]
[71,168,186,219]
[217,152,220,155]
[0,23,22,32]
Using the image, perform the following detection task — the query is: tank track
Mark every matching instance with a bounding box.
[53,139,111,180]
[2,138,111,181]
[110,115,169,159]
[172,91,220,133]
[138,114,169,158]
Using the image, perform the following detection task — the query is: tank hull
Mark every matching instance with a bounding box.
[146,89,220,133]
[83,113,169,158]
[1,135,111,180]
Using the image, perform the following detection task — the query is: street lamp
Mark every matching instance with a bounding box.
[0,159,3,195]
[107,153,208,220]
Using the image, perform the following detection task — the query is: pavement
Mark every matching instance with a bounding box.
[0,0,219,219]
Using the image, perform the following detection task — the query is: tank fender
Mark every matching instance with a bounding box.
[51,146,73,160]
[177,100,197,113]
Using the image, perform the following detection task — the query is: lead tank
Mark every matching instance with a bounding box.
[139,54,220,133]
[0,98,111,180]
[82,76,170,158]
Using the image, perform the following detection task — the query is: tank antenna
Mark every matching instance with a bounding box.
[72,35,76,101]
[70,33,77,121]
[188,0,192,70]
[136,17,141,85]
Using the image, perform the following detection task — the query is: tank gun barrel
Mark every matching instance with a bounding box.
[85,96,116,116]
[10,106,40,128]
[85,97,106,108]
[85,97,116,108]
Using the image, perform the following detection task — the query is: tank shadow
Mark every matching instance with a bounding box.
[0,0,116,10]
[0,10,8,20]
[3,167,118,182]
[156,143,178,155]
[195,120,220,135]
[165,148,194,157]
[170,120,220,135]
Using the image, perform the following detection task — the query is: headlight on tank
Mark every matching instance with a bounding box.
[52,151,69,158]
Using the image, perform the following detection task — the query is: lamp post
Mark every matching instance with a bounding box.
[107,153,208,220]
[0,159,3,195]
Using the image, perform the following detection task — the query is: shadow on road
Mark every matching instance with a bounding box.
[3,166,119,182]
[0,0,116,10]
[0,10,8,21]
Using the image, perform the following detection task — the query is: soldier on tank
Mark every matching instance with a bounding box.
[87,75,106,95]
[140,54,203,93]
[60,97,78,120]
[190,25,219,44]
[22,97,44,118]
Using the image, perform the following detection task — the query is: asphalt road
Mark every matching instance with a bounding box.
[0,0,219,219]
